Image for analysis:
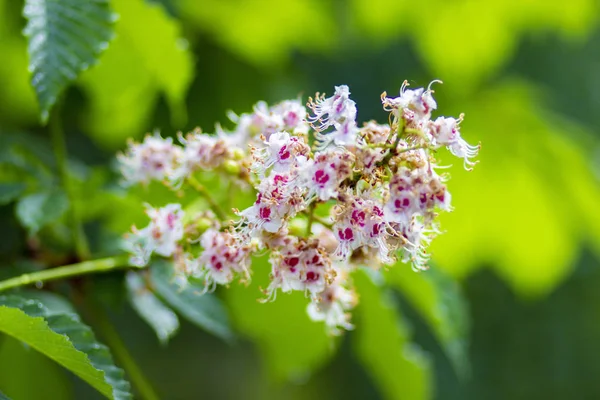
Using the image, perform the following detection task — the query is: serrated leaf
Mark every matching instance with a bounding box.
[386,266,470,379]
[0,295,132,399]
[149,261,233,341]
[23,0,115,122]
[0,335,72,400]
[79,0,193,148]
[224,256,335,381]
[126,271,179,344]
[353,270,432,400]
[15,189,69,234]
[0,183,27,205]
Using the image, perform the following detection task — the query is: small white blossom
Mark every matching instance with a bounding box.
[124,204,184,267]
[118,133,182,186]
[429,116,480,170]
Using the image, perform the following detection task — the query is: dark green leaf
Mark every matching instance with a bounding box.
[386,265,470,378]
[15,189,69,234]
[353,270,432,400]
[0,183,26,205]
[23,0,116,122]
[126,271,179,344]
[150,261,233,341]
[0,295,132,399]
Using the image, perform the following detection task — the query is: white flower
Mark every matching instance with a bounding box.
[308,85,356,130]
[265,238,335,300]
[194,229,252,290]
[304,150,353,201]
[171,130,231,183]
[381,80,439,126]
[307,268,356,335]
[429,116,480,170]
[118,133,182,186]
[250,131,310,178]
[124,204,185,266]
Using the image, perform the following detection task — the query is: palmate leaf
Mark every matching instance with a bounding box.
[126,271,179,344]
[0,183,27,206]
[23,0,116,122]
[386,265,470,379]
[353,270,432,400]
[15,188,69,234]
[0,295,132,400]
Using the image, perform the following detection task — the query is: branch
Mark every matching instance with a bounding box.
[0,255,136,292]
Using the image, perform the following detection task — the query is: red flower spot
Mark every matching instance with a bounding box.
[259,207,271,220]
[314,169,330,186]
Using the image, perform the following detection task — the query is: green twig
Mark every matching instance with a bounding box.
[50,104,90,260]
[305,202,316,237]
[187,175,228,220]
[0,255,134,292]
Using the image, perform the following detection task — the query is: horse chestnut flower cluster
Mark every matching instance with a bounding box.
[119,81,479,334]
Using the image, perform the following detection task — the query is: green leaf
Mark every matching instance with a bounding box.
[149,261,233,341]
[430,82,600,296]
[126,271,179,344]
[178,0,334,67]
[0,389,11,400]
[0,183,26,205]
[0,335,72,400]
[386,266,470,378]
[224,256,335,381]
[23,0,116,123]
[0,295,132,399]
[79,0,193,148]
[15,189,69,234]
[353,270,432,400]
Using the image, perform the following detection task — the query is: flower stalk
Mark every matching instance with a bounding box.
[0,255,134,292]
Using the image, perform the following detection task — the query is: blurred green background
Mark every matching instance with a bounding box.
[2,0,600,399]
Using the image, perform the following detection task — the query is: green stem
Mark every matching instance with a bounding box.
[187,175,228,220]
[90,303,160,400]
[50,105,90,260]
[305,202,316,237]
[0,255,133,292]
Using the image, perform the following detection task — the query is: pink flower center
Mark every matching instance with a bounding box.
[314,169,329,186]
[259,207,271,220]
[338,227,354,241]
[279,146,291,160]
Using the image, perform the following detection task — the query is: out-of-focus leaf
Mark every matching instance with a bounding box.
[0,389,10,400]
[17,290,77,315]
[224,256,335,382]
[0,335,72,400]
[15,189,69,234]
[22,0,116,122]
[353,270,432,400]
[0,183,27,205]
[0,132,54,185]
[79,0,193,148]
[0,0,38,125]
[150,261,233,341]
[126,271,179,344]
[386,265,470,378]
[351,0,598,91]
[0,295,132,399]
[430,82,600,296]
[178,0,335,67]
